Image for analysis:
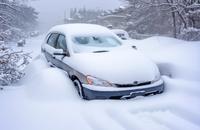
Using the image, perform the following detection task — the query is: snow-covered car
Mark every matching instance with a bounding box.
[17,39,26,47]
[41,24,164,100]
[112,29,137,45]
[30,31,39,37]
[111,29,130,40]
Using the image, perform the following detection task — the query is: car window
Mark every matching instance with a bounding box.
[56,34,67,50]
[72,35,122,53]
[73,36,121,47]
[47,33,59,47]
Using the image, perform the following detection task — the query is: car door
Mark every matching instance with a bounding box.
[43,33,59,65]
[54,34,71,71]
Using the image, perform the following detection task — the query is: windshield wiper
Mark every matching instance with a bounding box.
[93,50,109,53]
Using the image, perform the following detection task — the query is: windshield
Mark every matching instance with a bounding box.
[72,35,122,53]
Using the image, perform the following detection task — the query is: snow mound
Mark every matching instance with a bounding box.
[23,55,78,101]
[1,36,200,130]
[135,36,200,81]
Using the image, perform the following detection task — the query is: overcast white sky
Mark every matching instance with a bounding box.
[30,0,122,31]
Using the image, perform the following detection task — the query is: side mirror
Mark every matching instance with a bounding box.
[53,49,70,56]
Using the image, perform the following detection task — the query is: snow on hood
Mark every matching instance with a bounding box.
[64,47,160,84]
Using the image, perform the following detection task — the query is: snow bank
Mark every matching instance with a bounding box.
[23,55,78,101]
[135,36,200,81]
[1,36,200,130]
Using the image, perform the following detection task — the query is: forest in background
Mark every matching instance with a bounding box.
[0,0,37,85]
[68,0,200,41]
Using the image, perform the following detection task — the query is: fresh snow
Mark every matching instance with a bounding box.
[0,35,200,130]
[62,48,160,84]
[48,24,119,36]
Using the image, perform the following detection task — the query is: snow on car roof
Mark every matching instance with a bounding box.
[111,29,130,39]
[111,29,128,34]
[49,23,114,36]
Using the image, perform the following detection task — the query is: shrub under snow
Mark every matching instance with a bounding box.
[0,42,31,86]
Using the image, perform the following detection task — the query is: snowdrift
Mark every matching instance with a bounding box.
[23,55,78,101]
[135,36,200,81]
[0,36,200,130]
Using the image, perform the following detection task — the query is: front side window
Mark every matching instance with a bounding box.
[56,34,67,50]
[47,33,59,47]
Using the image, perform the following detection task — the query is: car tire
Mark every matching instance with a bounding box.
[73,79,87,100]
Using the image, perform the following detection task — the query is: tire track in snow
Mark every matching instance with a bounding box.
[133,110,200,130]
[168,106,200,127]
[106,109,170,130]
[81,109,126,130]
[162,77,200,98]
[128,103,200,127]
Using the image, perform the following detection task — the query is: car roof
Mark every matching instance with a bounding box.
[48,23,114,36]
[111,29,128,34]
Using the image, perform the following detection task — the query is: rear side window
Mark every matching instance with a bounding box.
[47,33,59,47]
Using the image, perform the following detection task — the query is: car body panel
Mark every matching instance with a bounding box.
[82,79,163,91]
[82,79,164,99]
[62,47,160,84]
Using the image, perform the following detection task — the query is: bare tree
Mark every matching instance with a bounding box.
[104,0,200,40]
[0,0,38,41]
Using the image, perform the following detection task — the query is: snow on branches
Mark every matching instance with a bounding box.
[0,0,38,41]
[0,42,31,86]
[101,0,200,40]
[140,0,200,40]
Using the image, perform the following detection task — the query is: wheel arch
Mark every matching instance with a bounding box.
[68,70,87,84]
[70,75,79,81]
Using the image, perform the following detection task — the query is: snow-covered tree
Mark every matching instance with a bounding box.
[67,8,106,24]
[94,0,200,40]
[0,42,31,86]
[160,0,200,40]
[0,0,38,41]
[100,0,174,39]
[0,0,36,86]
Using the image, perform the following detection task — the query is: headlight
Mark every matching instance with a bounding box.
[86,75,113,87]
[153,73,161,82]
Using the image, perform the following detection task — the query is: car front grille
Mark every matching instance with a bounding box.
[115,81,151,88]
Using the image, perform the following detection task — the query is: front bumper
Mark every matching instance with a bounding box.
[82,79,164,100]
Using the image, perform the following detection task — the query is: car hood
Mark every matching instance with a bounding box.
[64,47,160,84]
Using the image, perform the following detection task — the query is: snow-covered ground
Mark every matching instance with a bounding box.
[0,36,200,130]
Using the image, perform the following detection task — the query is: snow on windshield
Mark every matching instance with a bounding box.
[72,35,122,53]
